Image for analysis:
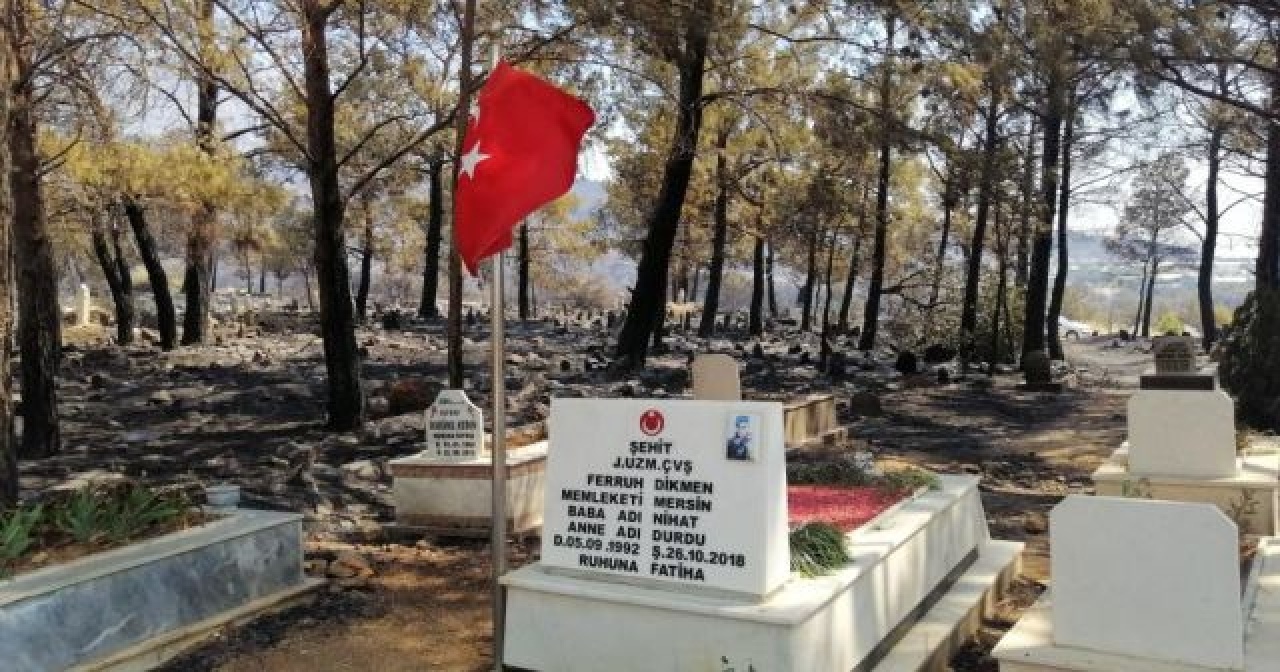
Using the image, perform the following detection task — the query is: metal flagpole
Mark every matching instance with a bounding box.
[487,39,507,672]
[490,249,507,672]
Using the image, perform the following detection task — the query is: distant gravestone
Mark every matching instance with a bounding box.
[1051,496,1243,669]
[1152,335,1198,374]
[691,354,742,401]
[76,284,91,327]
[1127,389,1237,478]
[424,389,485,460]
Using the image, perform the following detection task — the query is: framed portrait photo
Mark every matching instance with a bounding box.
[725,413,760,462]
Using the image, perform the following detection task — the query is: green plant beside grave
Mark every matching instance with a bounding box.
[789,522,852,577]
[0,484,199,579]
[878,467,941,494]
[0,506,43,578]
[787,455,940,494]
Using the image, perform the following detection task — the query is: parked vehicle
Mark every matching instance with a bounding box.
[1058,316,1093,340]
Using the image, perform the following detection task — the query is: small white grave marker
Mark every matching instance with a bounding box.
[691,354,741,401]
[1051,496,1243,669]
[1127,389,1237,478]
[77,284,91,326]
[542,399,789,599]
[424,389,485,460]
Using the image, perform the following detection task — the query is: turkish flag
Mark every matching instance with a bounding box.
[454,61,596,275]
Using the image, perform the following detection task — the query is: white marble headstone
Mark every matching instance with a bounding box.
[77,284,91,326]
[542,399,789,599]
[424,389,485,460]
[691,354,741,401]
[1051,496,1243,669]
[1127,389,1237,478]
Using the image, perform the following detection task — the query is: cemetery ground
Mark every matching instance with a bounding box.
[39,316,1144,671]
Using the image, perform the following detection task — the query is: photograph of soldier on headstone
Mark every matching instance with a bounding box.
[725,413,758,461]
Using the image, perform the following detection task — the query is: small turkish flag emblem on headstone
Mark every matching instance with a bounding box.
[639,409,665,436]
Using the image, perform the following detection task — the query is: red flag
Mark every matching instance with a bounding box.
[454,61,596,275]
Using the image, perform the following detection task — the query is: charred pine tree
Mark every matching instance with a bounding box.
[857,12,896,352]
[0,34,15,505]
[10,21,59,458]
[749,234,764,336]
[518,221,531,320]
[123,198,177,350]
[182,0,218,346]
[1022,63,1066,362]
[302,0,364,428]
[90,213,134,345]
[1047,95,1077,360]
[613,1,713,369]
[356,196,374,323]
[419,156,444,319]
[698,125,732,338]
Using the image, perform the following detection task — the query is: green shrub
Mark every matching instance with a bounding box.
[789,522,851,577]
[1221,290,1280,431]
[56,488,109,545]
[0,506,43,577]
[879,467,941,493]
[1154,311,1184,336]
[787,459,875,487]
[104,487,184,543]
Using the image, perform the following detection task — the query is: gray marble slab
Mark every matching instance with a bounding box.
[0,510,303,671]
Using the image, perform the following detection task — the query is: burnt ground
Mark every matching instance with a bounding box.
[37,318,1146,671]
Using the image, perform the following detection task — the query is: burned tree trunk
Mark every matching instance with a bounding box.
[91,215,134,345]
[857,12,896,352]
[0,41,15,505]
[819,227,838,368]
[837,233,863,333]
[123,198,177,350]
[613,2,712,369]
[749,234,764,336]
[419,156,444,319]
[11,68,60,459]
[1047,98,1076,360]
[800,226,818,332]
[518,221,531,321]
[1022,67,1065,361]
[1200,125,1224,350]
[960,90,1001,362]
[182,0,218,346]
[1141,259,1158,337]
[928,183,955,314]
[698,125,731,338]
[302,0,364,429]
[766,241,777,318]
[356,199,374,323]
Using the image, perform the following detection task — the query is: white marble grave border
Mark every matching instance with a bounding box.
[502,475,1016,672]
[0,511,317,672]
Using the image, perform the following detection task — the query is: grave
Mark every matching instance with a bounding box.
[782,393,843,450]
[994,495,1280,671]
[390,389,548,536]
[1092,342,1280,535]
[1141,335,1215,390]
[691,353,742,401]
[691,355,844,450]
[501,398,1023,671]
[76,283,92,327]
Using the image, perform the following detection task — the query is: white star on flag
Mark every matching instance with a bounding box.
[460,142,489,180]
